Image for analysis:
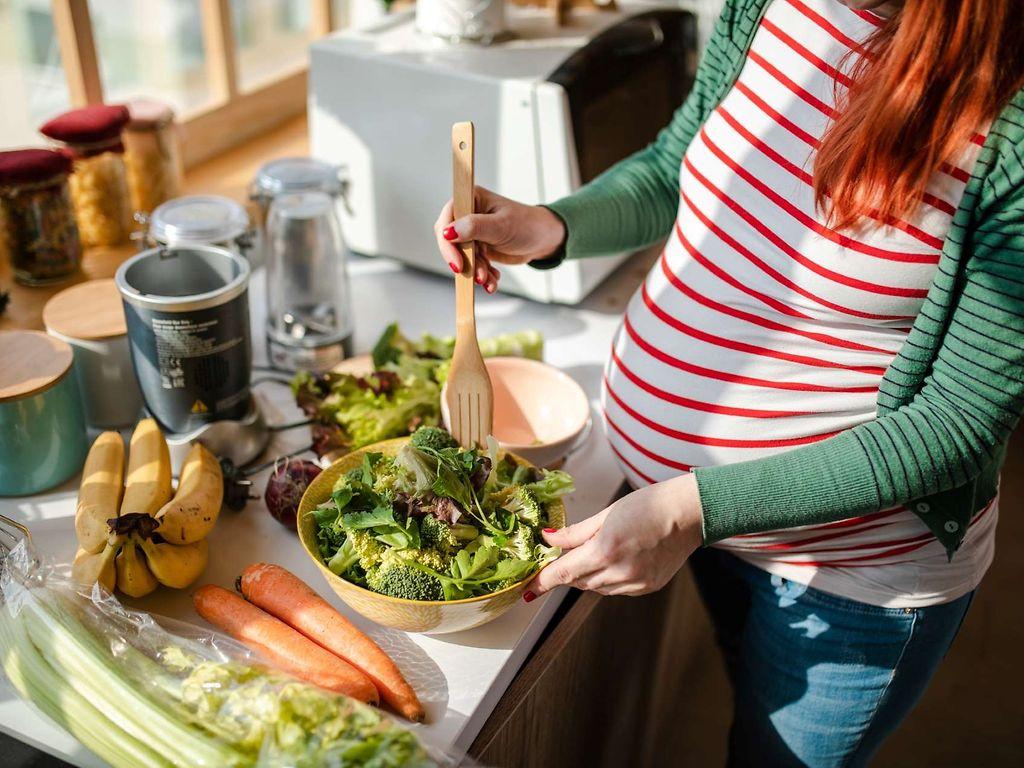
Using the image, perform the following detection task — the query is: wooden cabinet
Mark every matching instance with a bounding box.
[471,568,731,767]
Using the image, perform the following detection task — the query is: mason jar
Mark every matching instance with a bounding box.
[124,99,183,215]
[249,157,347,266]
[40,104,133,248]
[141,194,255,260]
[265,191,353,372]
[0,149,82,285]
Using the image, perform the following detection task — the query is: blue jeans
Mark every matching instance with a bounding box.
[689,548,974,768]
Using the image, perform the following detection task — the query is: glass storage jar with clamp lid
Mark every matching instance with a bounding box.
[265,190,353,373]
[141,194,254,259]
[250,157,347,266]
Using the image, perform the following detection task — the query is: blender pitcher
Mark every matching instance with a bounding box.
[265,191,353,372]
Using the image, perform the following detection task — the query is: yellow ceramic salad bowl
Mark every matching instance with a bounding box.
[297,437,566,634]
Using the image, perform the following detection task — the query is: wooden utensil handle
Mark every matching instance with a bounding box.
[452,122,476,334]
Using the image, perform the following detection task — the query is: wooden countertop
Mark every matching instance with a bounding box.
[0,116,309,333]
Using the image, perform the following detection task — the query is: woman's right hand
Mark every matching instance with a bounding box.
[434,186,566,293]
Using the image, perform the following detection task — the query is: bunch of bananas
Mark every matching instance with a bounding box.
[71,419,224,597]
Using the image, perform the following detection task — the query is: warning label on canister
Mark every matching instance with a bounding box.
[124,298,252,434]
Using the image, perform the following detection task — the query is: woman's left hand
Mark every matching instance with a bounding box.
[526,474,705,599]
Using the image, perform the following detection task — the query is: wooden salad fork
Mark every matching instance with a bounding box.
[444,121,494,449]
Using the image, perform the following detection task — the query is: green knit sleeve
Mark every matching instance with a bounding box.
[543,2,740,260]
[696,94,1024,543]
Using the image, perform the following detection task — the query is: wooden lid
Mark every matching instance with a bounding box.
[43,278,127,341]
[0,331,74,402]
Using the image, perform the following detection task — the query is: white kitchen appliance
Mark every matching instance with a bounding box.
[309,4,697,303]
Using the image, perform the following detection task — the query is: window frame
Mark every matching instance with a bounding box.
[50,0,336,168]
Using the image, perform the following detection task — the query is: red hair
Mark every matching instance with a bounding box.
[814,0,1024,230]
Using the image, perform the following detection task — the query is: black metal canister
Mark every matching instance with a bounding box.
[115,245,252,433]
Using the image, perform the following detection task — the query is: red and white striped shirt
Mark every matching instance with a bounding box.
[602,0,996,607]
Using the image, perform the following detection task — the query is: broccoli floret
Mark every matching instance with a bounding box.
[326,530,386,576]
[371,456,414,499]
[410,425,458,452]
[504,486,543,528]
[386,546,449,571]
[503,524,536,561]
[420,515,478,553]
[349,530,385,570]
[367,560,444,601]
[419,514,455,552]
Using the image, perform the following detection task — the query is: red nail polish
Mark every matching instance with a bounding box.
[543,528,557,533]
[485,284,495,294]
[443,226,458,241]
[523,591,536,603]
[449,262,460,274]
[475,275,484,285]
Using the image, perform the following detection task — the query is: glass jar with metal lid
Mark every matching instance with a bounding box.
[141,194,254,259]
[250,157,346,221]
[265,190,353,372]
[250,158,348,270]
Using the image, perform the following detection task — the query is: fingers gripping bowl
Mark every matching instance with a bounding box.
[296,436,573,634]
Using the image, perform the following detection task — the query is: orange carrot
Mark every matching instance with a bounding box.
[239,563,425,722]
[192,584,379,704]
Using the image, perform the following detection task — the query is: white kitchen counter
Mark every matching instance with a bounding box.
[0,252,650,766]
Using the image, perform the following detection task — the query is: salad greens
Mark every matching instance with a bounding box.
[313,426,573,601]
[293,324,543,457]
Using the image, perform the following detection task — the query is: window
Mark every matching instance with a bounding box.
[91,0,213,113]
[232,0,310,91]
[2,0,351,167]
[0,1,72,147]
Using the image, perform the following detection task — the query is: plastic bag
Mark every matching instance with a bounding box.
[0,537,463,768]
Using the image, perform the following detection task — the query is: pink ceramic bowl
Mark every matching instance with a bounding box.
[442,356,590,467]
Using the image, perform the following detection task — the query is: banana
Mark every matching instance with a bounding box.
[71,541,119,593]
[75,432,125,553]
[114,541,159,598]
[137,537,208,589]
[120,418,172,516]
[155,443,223,545]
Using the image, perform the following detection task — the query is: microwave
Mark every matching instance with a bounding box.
[309,4,697,303]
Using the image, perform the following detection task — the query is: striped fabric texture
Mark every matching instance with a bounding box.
[546,0,1024,560]
[599,0,995,605]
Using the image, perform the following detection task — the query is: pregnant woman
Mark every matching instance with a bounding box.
[435,0,1023,764]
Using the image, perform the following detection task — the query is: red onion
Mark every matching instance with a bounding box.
[264,458,322,529]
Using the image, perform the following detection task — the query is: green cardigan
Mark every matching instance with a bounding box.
[543,0,1024,558]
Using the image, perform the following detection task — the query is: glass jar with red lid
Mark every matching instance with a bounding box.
[0,149,82,285]
[40,104,132,248]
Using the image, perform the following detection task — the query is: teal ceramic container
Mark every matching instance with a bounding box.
[0,331,88,496]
